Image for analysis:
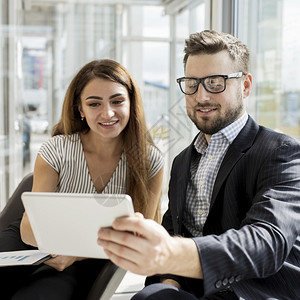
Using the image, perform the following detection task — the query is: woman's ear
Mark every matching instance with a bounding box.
[78,105,84,118]
[242,73,253,98]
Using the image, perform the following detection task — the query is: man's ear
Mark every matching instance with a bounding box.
[243,73,253,98]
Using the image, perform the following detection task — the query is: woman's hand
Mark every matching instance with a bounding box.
[161,278,181,288]
[44,255,82,271]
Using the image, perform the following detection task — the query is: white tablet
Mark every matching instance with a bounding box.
[21,192,134,259]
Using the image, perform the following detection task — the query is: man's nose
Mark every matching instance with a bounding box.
[194,83,210,101]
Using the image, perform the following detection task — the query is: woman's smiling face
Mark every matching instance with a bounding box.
[79,78,130,141]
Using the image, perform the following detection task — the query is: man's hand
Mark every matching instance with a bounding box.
[44,255,80,271]
[97,213,203,279]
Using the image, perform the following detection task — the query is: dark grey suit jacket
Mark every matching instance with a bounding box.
[152,116,300,300]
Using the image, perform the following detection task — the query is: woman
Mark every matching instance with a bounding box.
[0,59,164,299]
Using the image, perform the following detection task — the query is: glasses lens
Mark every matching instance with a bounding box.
[179,78,198,95]
[204,76,225,93]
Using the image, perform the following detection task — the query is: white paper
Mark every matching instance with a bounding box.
[0,250,50,266]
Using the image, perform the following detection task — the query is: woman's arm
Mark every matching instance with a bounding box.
[21,155,85,271]
[20,155,58,246]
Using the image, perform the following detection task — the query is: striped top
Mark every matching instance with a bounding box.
[38,132,164,194]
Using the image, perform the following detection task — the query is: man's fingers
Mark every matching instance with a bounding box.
[110,215,162,241]
[99,237,141,263]
[98,227,147,254]
[103,249,152,276]
[97,216,173,277]
[98,230,150,270]
[100,238,159,277]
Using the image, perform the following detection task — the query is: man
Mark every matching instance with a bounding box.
[98,30,300,299]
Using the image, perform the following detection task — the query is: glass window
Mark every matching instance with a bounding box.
[0,0,117,208]
[239,0,300,140]
[0,0,207,211]
[142,6,170,38]
[168,2,207,165]
[175,9,189,39]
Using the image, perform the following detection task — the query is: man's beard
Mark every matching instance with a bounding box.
[188,95,244,135]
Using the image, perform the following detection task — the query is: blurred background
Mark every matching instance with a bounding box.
[1,0,300,213]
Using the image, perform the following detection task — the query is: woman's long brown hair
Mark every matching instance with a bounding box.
[52,59,160,222]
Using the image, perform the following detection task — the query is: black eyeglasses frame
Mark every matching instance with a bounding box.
[176,72,246,95]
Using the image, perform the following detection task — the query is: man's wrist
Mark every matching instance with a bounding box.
[167,236,203,279]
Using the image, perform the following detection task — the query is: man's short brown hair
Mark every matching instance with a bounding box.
[183,30,250,72]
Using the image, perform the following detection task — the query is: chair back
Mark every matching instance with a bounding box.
[0,173,33,232]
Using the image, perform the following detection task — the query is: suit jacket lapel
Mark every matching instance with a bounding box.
[173,135,199,228]
[210,116,259,208]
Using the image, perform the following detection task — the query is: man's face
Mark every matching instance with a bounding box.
[185,51,252,140]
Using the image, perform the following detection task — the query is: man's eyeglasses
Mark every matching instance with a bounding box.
[176,72,246,95]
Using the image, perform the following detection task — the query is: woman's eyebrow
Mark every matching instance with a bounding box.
[84,93,125,101]
[109,93,125,99]
[85,95,102,100]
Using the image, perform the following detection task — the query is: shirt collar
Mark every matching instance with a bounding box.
[220,112,248,143]
[194,112,248,153]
